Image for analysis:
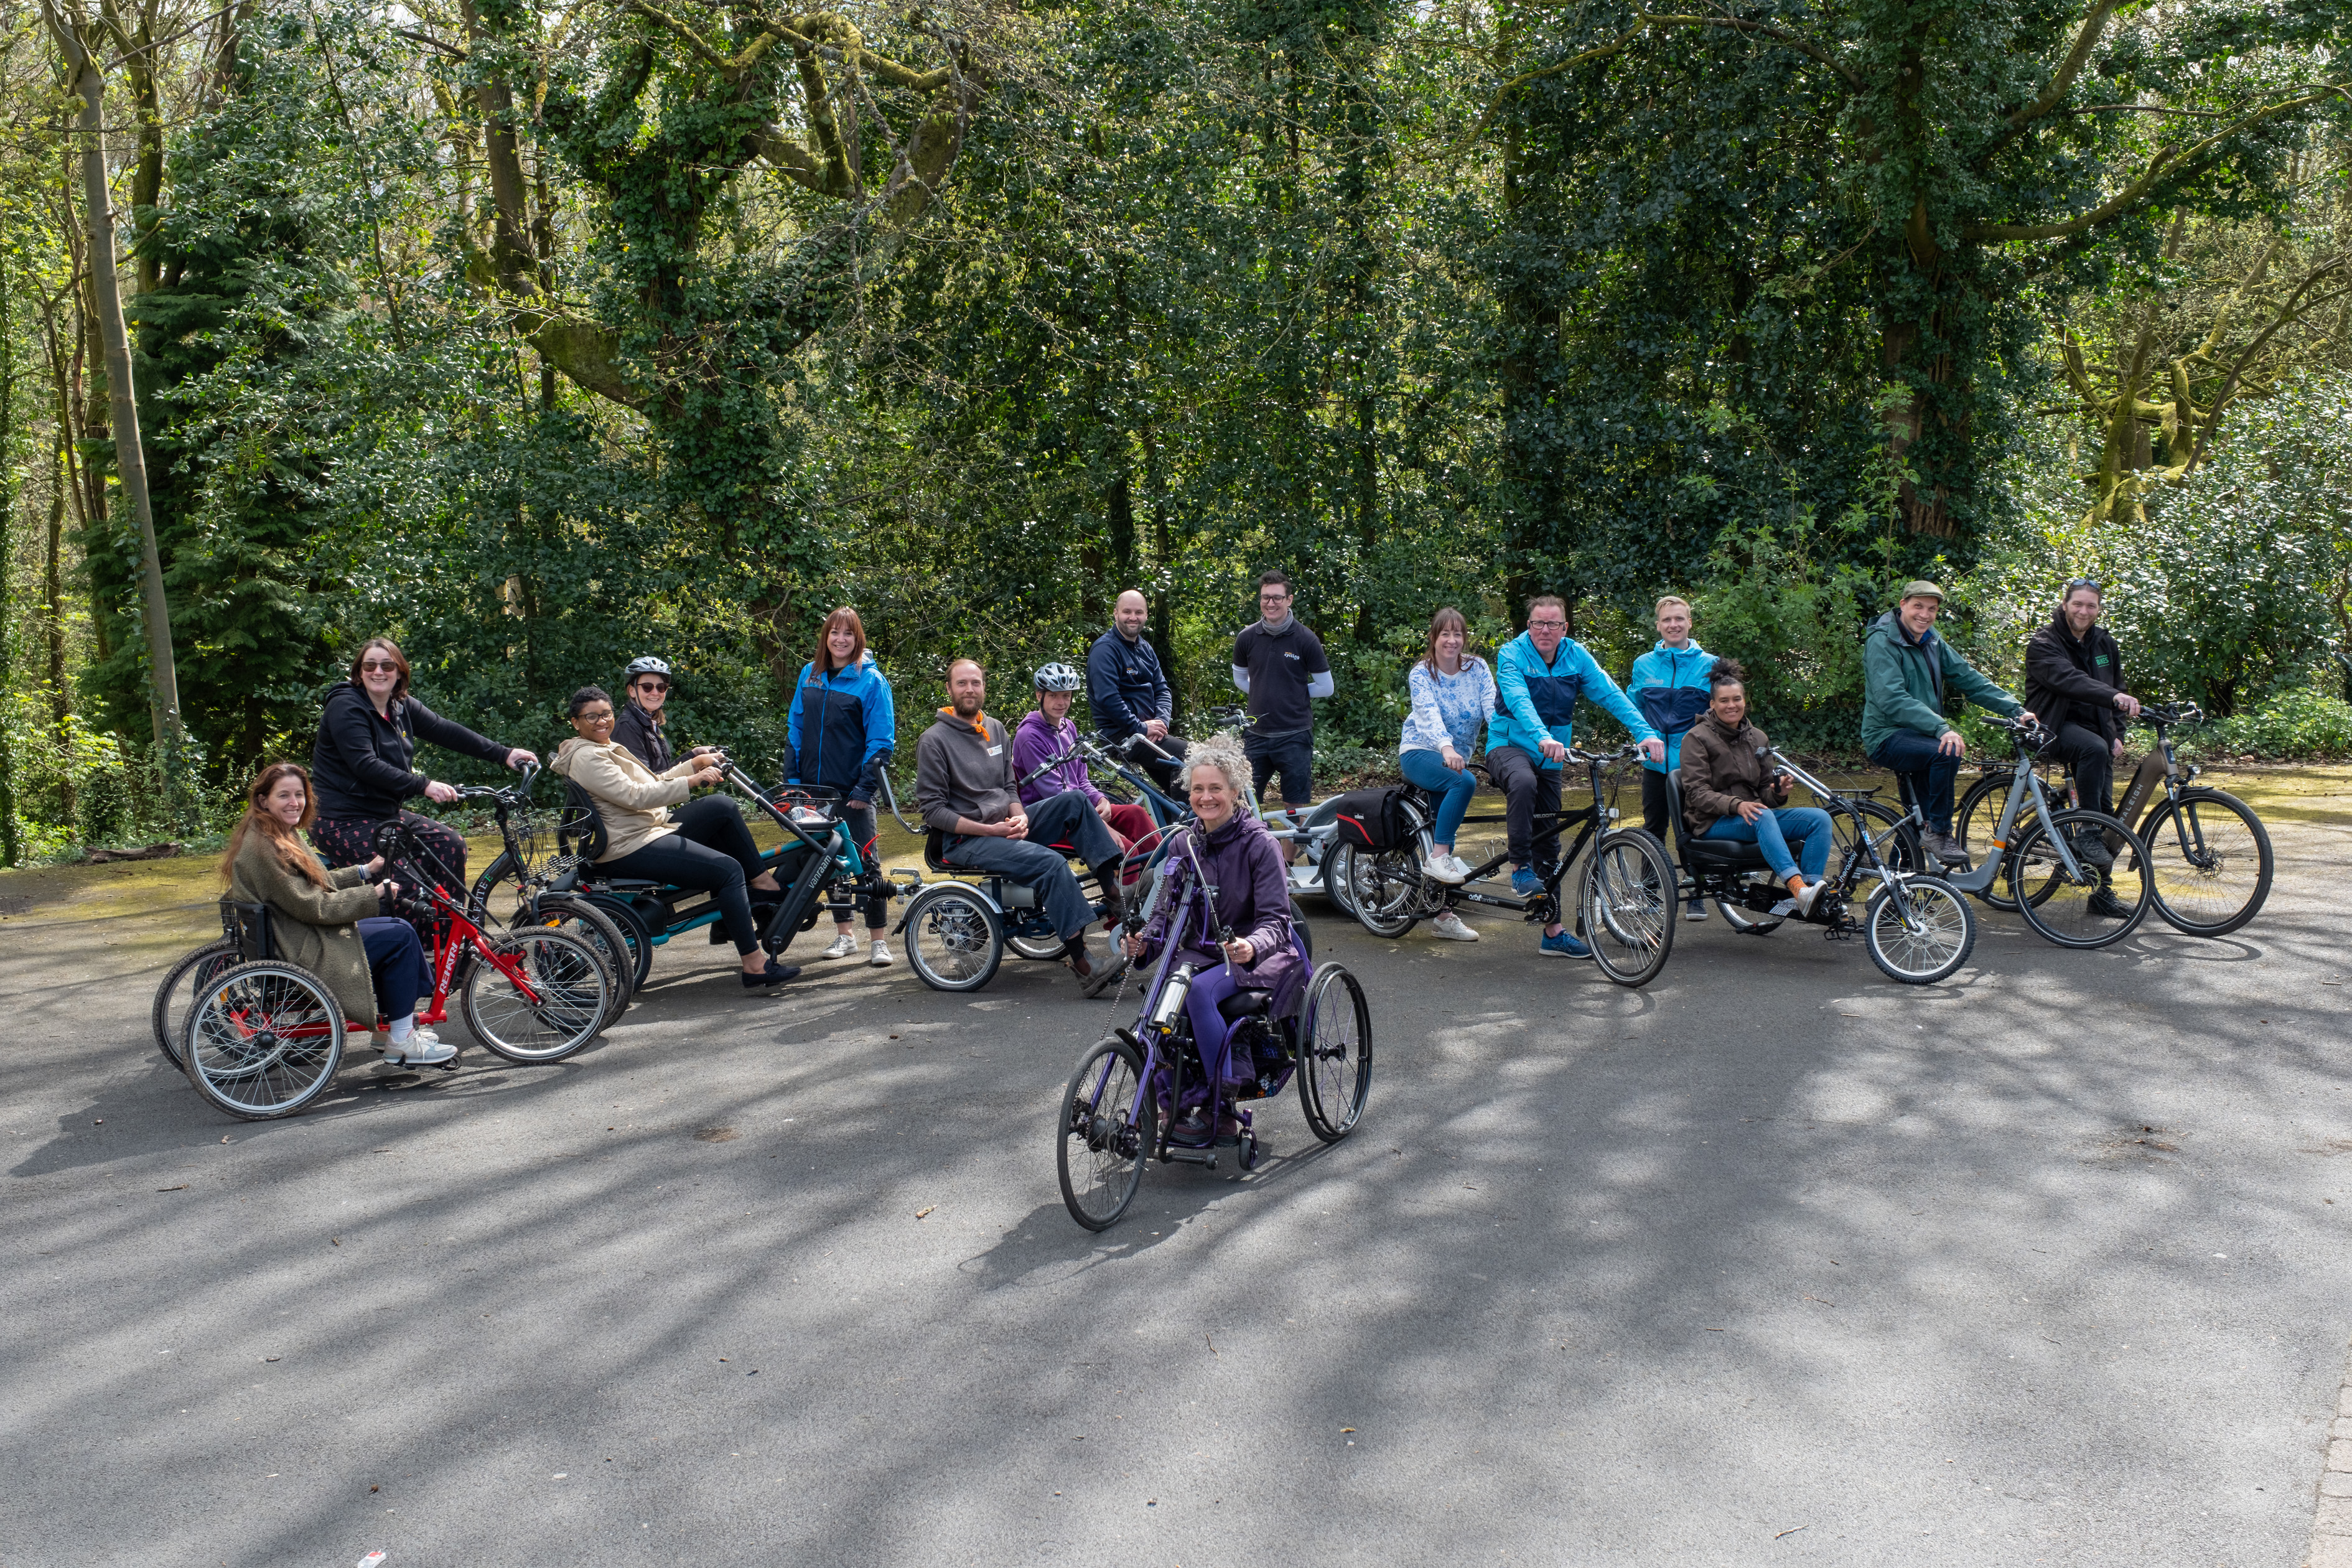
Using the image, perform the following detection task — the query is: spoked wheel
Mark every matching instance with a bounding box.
[1329,842,1422,938]
[903,885,1004,992]
[152,938,240,1068]
[181,960,345,1121]
[1058,1034,1155,1231]
[2007,810,2152,949]
[1317,849,1358,918]
[530,895,633,1028]
[1579,830,1675,987]
[459,929,609,1062]
[1829,798,1921,884]
[1862,876,1977,984]
[584,894,655,989]
[2140,790,2272,936]
[1297,962,1371,1142]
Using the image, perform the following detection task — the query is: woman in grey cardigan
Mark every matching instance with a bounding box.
[222,762,448,1066]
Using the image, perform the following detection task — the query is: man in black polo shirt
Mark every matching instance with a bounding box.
[1231,569,1332,824]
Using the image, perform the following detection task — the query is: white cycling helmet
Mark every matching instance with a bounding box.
[1033,661,1083,693]
[625,655,673,683]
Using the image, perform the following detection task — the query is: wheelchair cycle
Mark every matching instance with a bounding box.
[490,760,920,991]
[167,830,615,1121]
[1323,742,1679,987]
[1661,754,1977,984]
[1954,702,2270,936]
[1055,827,1371,1231]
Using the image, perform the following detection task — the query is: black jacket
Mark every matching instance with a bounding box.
[310,683,510,821]
[1087,628,1172,739]
[612,701,673,774]
[2023,614,2127,744]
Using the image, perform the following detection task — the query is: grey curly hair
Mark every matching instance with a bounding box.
[1177,732,1251,810]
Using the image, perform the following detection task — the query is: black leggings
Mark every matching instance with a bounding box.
[841,805,890,930]
[599,796,769,955]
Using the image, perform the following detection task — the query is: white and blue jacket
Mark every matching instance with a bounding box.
[1488,632,1658,770]
[1624,638,1717,774]
[786,653,895,802]
[1399,657,1495,757]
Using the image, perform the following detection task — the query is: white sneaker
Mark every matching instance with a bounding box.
[818,931,859,960]
[1792,880,1826,917]
[868,939,894,968]
[1422,847,1468,885]
[1428,910,1479,942]
[1440,854,1478,883]
[383,1029,455,1066]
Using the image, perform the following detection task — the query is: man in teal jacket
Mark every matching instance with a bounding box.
[1862,580,2033,867]
[1624,594,1716,921]
[1488,595,1664,958]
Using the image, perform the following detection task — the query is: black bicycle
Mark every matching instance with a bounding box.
[1327,743,1678,987]
[1941,716,2154,948]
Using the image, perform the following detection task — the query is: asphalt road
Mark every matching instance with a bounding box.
[6,802,2350,1568]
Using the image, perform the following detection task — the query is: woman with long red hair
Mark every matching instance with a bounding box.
[222,762,448,1066]
[783,607,898,966]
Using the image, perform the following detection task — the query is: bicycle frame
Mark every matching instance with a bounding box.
[1766,752,1923,928]
[1413,748,1631,926]
[1940,726,2088,895]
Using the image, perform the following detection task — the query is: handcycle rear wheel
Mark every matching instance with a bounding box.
[459,929,610,1062]
[1862,876,1976,984]
[1580,829,1675,987]
[903,884,1004,992]
[1328,842,1421,938]
[1297,962,1371,1142]
[181,960,346,1120]
[152,938,239,1068]
[2140,789,2271,936]
[1058,1034,1154,1231]
[2007,809,2152,949]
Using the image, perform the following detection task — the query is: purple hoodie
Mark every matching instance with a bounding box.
[1136,812,1302,1020]
[1012,709,1104,808]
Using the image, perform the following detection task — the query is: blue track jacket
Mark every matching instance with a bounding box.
[786,653,895,801]
[1624,639,1717,775]
[1489,632,1658,769]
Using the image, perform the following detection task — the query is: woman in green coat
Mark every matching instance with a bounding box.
[222,762,449,1067]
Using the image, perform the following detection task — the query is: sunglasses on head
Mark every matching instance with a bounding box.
[2064,578,2104,597]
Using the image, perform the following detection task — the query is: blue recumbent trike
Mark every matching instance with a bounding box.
[1054,829,1373,1231]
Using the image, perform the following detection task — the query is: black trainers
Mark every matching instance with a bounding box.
[742,958,803,988]
[2069,829,2116,870]
[2085,889,2132,920]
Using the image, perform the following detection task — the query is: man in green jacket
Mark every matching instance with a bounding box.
[1861,581,2035,867]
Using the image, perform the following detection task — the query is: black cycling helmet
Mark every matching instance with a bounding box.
[1033,661,1083,693]
[624,655,673,686]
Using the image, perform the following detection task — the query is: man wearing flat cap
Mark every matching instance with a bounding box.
[1860,581,2034,867]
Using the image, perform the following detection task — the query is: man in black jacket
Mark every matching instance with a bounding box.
[2022,579,2142,868]
[1088,589,1185,793]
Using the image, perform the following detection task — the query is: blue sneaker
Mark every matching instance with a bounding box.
[1539,929,1590,959]
[1510,866,1542,897]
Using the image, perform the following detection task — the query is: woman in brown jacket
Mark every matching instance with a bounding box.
[222,762,448,1066]
[1678,663,1833,917]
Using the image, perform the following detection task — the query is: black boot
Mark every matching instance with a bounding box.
[1091,865,1126,929]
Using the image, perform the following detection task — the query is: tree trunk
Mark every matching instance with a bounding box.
[0,247,20,866]
[48,2,180,746]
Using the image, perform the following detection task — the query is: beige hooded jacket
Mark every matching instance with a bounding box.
[552,737,703,862]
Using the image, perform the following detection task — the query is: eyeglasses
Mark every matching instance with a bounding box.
[577,710,614,723]
[1528,619,1567,631]
[1259,592,1290,602]
[359,660,399,673]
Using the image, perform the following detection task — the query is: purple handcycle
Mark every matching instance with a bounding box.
[1055,828,1372,1230]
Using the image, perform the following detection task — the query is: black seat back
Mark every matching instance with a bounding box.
[222,900,276,961]
[1666,767,1692,854]
[558,776,610,864]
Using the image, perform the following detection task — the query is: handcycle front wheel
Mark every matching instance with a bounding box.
[1058,1034,1155,1231]
[528,895,635,1029]
[2007,809,2153,949]
[902,885,1005,992]
[152,938,240,1068]
[1579,829,1675,987]
[1328,842,1422,938]
[459,928,610,1062]
[181,960,347,1121]
[2140,789,2272,936]
[1862,876,1976,984]
[1297,962,1371,1142]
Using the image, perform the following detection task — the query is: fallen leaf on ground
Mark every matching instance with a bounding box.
[915,1206,935,1220]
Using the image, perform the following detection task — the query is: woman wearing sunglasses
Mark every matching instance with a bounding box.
[612,655,719,776]
[308,637,537,938]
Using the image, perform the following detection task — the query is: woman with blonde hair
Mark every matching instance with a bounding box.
[222,762,447,1066]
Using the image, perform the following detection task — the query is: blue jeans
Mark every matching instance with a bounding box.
[358,916,431,1025]
[1869,730,1962,834]
[944,790,1122,941]
[1399,749,1477,848]
[1701,806,1832,882]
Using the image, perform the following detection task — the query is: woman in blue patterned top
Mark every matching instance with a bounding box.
[1398,607,1495,939]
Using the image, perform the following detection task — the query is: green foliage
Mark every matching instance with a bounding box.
[2185,689,2352,760]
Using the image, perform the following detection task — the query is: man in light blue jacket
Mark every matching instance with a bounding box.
[1488,595,1664,958]
[1623,594,1716,921]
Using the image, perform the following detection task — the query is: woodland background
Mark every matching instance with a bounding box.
[2,0,2351,861]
